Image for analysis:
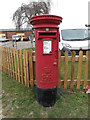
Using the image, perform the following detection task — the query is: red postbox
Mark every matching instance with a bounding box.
[30,15,62,107]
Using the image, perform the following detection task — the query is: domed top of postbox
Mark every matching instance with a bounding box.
[30,14,62,27]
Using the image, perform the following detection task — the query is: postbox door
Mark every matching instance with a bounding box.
[35,37,58,89]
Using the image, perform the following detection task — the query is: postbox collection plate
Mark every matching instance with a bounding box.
[43,40,52,54]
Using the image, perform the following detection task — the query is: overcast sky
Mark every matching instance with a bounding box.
[0,0,89,29]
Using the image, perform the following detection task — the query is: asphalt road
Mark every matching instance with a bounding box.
[0,41,35,49]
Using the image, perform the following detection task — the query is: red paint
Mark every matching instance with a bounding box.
[85,85,90,92]
[30,15,62,89]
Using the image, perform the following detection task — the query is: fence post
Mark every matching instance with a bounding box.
[70,51,76,89]
[4,47,6,73]
[64,51,68,89]
[58,51,61,88]
[12,48,15,78]
[3,47,5,72]
[29,50,34,88]
[20,49,24,85]
[77,51,83,89]
[7,47,9,75]
[5,47,7,73]
[0,47,2,70]
[16,49,20,83]
[11,48,14,77]
[13,48,17,81]
[8,48,11,76]
[26,50,29,87]
[10,48,13,77]
[2,47,4,72]
[23,50,27,86]
[6,47,8,73]
[83,51,88,89]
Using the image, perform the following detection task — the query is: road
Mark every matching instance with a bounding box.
[0,41,35,49]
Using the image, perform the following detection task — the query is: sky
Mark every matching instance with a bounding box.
[0,0,89,29]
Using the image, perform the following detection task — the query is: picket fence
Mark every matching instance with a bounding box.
[0,46,90,89]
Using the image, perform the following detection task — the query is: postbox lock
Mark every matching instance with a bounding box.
[46,28,49,31]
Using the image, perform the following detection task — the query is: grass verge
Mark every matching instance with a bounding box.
[2,72,88,118]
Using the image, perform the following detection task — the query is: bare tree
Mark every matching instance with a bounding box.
[12,0,51,29]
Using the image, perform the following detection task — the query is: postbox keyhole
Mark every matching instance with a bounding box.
[53,50,58,66]
[54,50,58,59]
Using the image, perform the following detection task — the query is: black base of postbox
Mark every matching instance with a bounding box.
[36,85,57,107]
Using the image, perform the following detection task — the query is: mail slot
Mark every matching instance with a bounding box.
[30,15,62,107]
[38,31,57,39]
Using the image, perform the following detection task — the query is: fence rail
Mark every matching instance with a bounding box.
[0,46,90,89]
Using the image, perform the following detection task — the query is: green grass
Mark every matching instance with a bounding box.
[61,61,85,80]
[24,48,35,51]
[2,72,88,118]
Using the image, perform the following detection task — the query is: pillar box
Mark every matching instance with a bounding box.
[30,15,62,107]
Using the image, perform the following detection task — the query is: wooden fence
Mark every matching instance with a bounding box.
[0,46,90,89]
